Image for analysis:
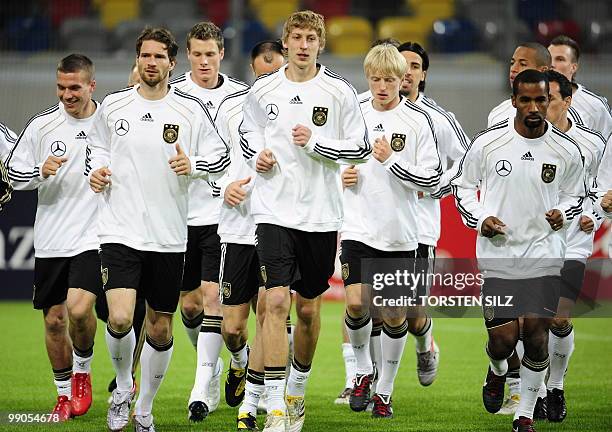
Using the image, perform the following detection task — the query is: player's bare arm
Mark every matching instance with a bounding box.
[41,156,68,178]
[224,176,251,207]
[341,165,358,188]
[545,209,564,230]
[372,136,392,163]
[480,216,506,237]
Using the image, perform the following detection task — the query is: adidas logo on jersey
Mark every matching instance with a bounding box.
[289,95,303,104]
[521,151,534,161]
[373,123,384,132]
[140,113,154,122]
[205,101,215,110]
[75,130,87,139]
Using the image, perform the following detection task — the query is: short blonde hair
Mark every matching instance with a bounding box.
[282,10,326,51]
[363,44,407,79]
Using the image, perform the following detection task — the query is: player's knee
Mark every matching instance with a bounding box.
[523,333,549,361]
[296,302,319,326]
[487,333,516,359]
[44,309,68,334]
[222,319,247,341]
[67,302,93,326]
[181,301,203,320]
[265,289,289,317]
[345,301,368,319]
[108,310,133,333]
[147,321,172,343]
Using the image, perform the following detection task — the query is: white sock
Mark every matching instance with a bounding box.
[73,350,93,374]
[507,367,521,396]
[264,367,286,413]
[376,321,409,396]
[344,313,373,375]
[411,317,433,353]
[106,326,135,392]
[286,361,311,397]
[182,311,204,349]
[190,316,223,402]
[342,343,357,388]
[239,370,264,415]
[134,338,174,417]
[53,367,72,398]
[515,356,549,420]
[515,339,524,360]
[230,344,249,369]
[486,344,509,377]
[547,325,574,390]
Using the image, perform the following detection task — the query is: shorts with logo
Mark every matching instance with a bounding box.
[255,223,337,299]
[182,224,222,291]
[33,250,102,310]
[340,240,417,289]
[559,259,586,302]
[482,276,560,329]
[219,243,263,306]
[100,243,184,314]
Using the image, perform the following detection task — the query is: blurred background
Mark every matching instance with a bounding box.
[1,0,611,299]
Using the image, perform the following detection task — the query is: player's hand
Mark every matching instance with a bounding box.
[256,149,276,173]
[342,165,358,188]
[418,191,425,199]
[481,216,506,238]
[169,143,191,176]
[292,124,312,147]
[579,215,594,233]
[224,176,251,207]
[90,167,112,193]
[373,136,392,163]
[602,189,612,212]
[41,155,68,178]
[545,209,564,231]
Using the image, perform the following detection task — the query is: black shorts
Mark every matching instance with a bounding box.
[255,224,336,299]
[220,243,263,306]
[559,260,586,302]
[416,243,436,298]
[99,243,184,314]
[182,224,222,291]
[33,250,102,310]
[482,276,561,329]
[340,240,417,288]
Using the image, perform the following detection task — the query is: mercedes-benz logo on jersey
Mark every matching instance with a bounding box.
[266,104,279,120]
[50,141,66,157]
[114,119,130,136]
[495,160,512,177]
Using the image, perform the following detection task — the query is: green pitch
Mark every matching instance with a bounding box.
[0,301,610,431]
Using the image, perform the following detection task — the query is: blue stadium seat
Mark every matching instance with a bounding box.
[517,0,558,29]
[6,16,51,52]
[429,18,479,53]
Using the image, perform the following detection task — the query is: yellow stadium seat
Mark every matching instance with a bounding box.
[255,0,299,32]
[326,16,373,56]
[408,0,455,20]
[100,0,140,30]
[377,17,431,47]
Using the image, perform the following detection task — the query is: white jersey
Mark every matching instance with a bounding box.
[171,72,249,226]
[415,93,469,246]
[452,118,585,278]
[564,121,606,259]
[592,135,612,256]
[1,122,17,162]
[214,88,256,245]
[6,103,100,258]
[85,85,229,253]
[341,96,441,251]
[487,98,514,128]
[568,83,612,140]
[239,64,371,232]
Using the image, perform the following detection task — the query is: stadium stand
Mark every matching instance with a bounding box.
[326,16,373,56]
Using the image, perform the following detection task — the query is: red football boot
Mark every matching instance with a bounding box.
[71,373,92,416]
[51,395,72,422]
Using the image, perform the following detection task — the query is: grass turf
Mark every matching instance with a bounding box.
[0,301,610,431]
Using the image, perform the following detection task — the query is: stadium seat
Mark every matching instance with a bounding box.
[534,20,581,46]
[112,19,149,53]
[61,17,108,52]
[408,0,455,20]
[50,0,87,28]
[429,18,479,52]
[198,0,230,26]
[326,16,373,56]
[583,20,612,53]
[100,0,140,30]
[457,0,507,28]
[569,0,609,28]
[517,0,558,29]
[253,0,299,32]
[6,16,52,51]
[477,18,532,59]
[165,17,201,44]
[303,0,350,18]
[149,1,198,22]
[377,17,431,47]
